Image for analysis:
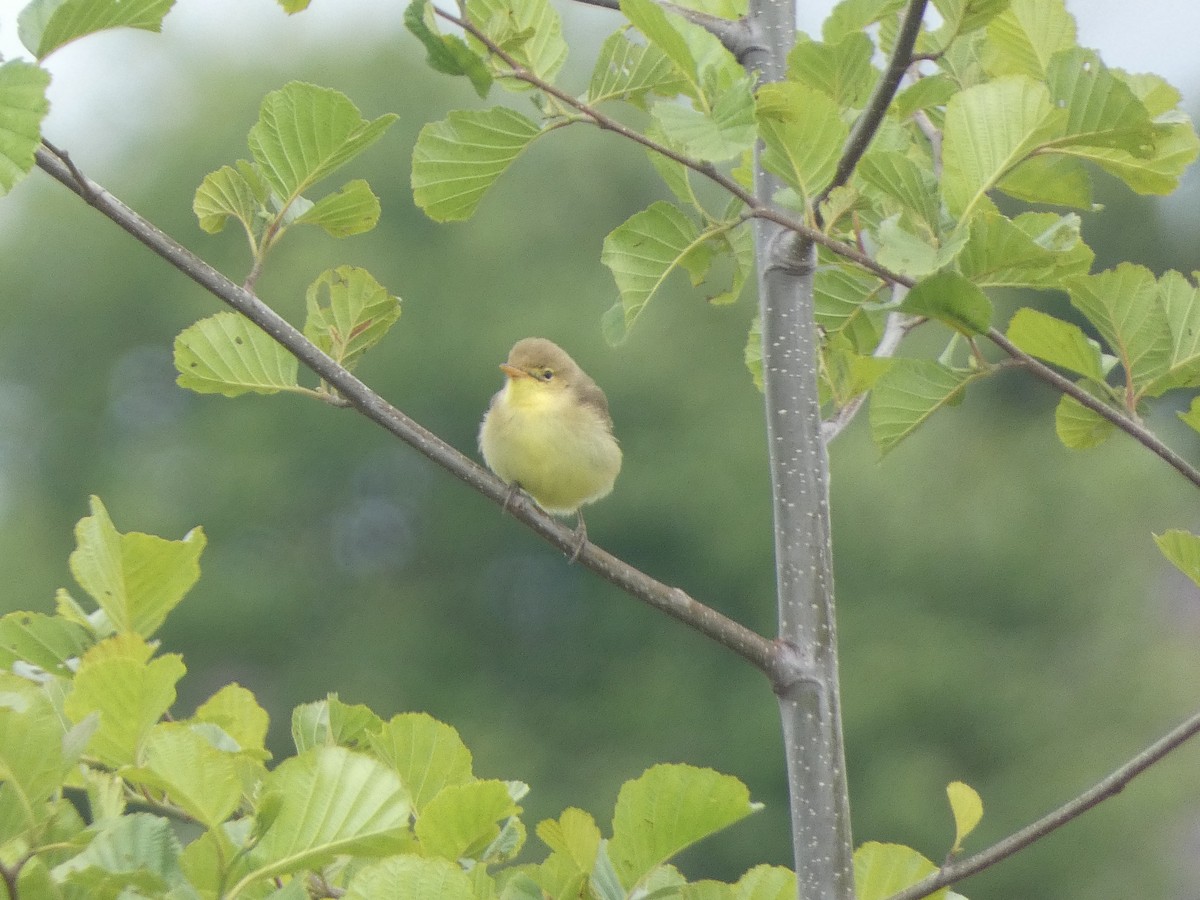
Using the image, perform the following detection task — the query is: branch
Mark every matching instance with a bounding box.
[988,328,1200,491]
[886,707,1200,900]
[33,143,792,686]
[816,0,929,208]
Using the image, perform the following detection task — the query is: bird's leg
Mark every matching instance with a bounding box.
[568,510,588,563]
[500,481,523,514]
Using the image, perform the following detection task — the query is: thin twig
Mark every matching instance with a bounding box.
[988,328,1200,491]
[33,143,790,685]
[816,0,929,209]
[886,707,1200,900]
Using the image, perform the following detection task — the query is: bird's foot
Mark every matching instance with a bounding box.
[567,511,588,563]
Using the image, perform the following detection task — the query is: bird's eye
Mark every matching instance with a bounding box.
[540,369,554,381]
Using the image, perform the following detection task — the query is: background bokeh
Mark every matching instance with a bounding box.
[2,2,1200,898]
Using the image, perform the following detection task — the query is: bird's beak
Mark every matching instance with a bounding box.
[500,363,528,379]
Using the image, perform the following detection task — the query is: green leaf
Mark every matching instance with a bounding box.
[0,690,70,834]
[1065,264,1171,395]
[291,695,383,752]
[0,61,51,197]
[946,781,983,853]
[650,73,757,161]
[856,151,940,231]
[345,855,476,900]
[302,266,400,371]
[814,265,884,338]
[620,0,699,95]
[1142,271,1200,395]
[277,0,311,11]
[822,0,906,44]
[602,201,706,341]
[294,179,381,237]
[958,211,1093,288]
[869,359,980,454]
[608,764,761,888]
[1006,308,1105,382]
[787,32,878,107]
[193,683,270,760]
[18,0,174,59]
[1054,392,1114,449]
[52,813,184,892]
[854,841,945,900]
[369,712,475,813]
[942,76,1064,219]
[537,807,601,875]
[1082,119,1200,196]
[247,81,397,206]
[246,746,411,882]
[174,311,301,397]
[404,0,492,98]
[981,0,1075,79]
[411,107,542,222]
[744,316,763,391]
[1045,49,1154,154]
[901,271,993,334]
[415,779,520,860]
[996,154,1094,209]
[192,161,267,241]
[68,496,204,638]
[466,0,568,88]
[0,611,91,673]
[875,216,968,280]
[587,31,686,106]
[730,864,796,899]
[756,81,848,206]
[64,634,186,767]
[124,723,243,829]
[1154,530,1200,589]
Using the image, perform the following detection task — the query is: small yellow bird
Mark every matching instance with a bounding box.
[479,338,622,556]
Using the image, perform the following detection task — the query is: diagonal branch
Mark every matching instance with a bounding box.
[816,0,929,209]
[33,143,793,687]
[886,707,1200,900]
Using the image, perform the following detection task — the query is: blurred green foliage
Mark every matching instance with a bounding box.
[1,16,1198,900]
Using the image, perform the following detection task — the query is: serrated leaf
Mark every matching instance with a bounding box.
[0,612,91,673]
[981,0,1075,79]
[620,0,699,95]
[68,496,204,638]
[1144,270,1200,395]
[587,31,686,106]
[730,864,796,899]
[602,201,706,342]
[822,0,906,44]
[744,316,762,391]
[345,855,475,900]
[1154,530,1200,589]
[124,723,242,829]
[942,76,1064,219]
[787,32,878,107]
[369,712,474,813]
[193,161,267,241]
[608,764,760,888]
[174,311,301,397]
[404,0,492,98]
[958,210,1093,288]
[302,266,400,371]
[856,151,940,231]
[650,72,757,161]
[277,0,311,11]
[1006,308,1105,382]
[466,0,568,88]
[294,179,381,237]
[415,779,519,860]
[756,81,848,207]
[0,691,69,833]
[1044,49,1154,155]
[946,781,983,853]
[1054,392,1114,449]
[246,746,410,882]
[1065,264,1171,395]
[411,107,542,222]
[64,634,185,767]
[997,153,1094,208]
[291,695,383,753]
[875,215,968,279]
[247,81,396,206]
[537,807,601,874]
[194,683,270,760]
[815,265,885,337]
[52,813,184,890]
[18,0,174,59]
[854,842,945,900]
[869,359,980,454]
[1083,119,1200,196]
[0,61,51,197]
[901,271,993,334]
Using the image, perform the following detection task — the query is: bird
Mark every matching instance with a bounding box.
[479,337,621,559]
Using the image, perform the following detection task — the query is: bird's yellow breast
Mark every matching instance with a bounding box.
[479,379,621,515]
